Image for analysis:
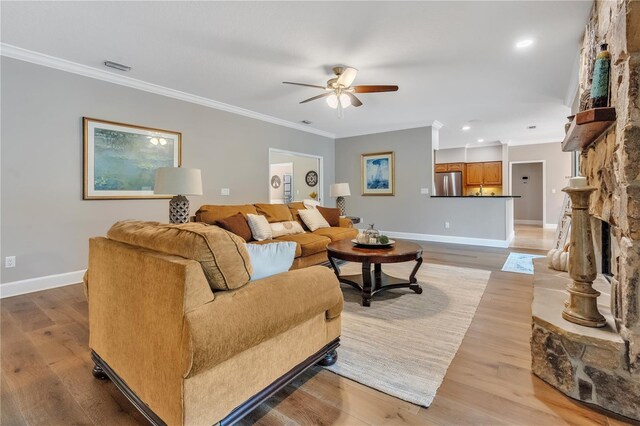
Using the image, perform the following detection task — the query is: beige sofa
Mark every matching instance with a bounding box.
[195,202,358,269]
[86,220,343,425]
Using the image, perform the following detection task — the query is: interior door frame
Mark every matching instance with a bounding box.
[268,148,323,204]
[509,160,546,227]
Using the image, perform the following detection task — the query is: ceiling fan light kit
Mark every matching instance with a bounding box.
[283,66,398,118]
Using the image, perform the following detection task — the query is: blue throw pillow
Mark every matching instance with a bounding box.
[244,242,297,281]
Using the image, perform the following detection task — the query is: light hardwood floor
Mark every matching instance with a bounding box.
[510,224,556,251]
[1,238,635,425]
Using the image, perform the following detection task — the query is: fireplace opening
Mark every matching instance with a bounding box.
[601,220,612,281]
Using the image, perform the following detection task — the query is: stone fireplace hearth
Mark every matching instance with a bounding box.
[530,0,640,420]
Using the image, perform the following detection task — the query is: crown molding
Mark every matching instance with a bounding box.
[0,43,335,139]
[431,120,444,130]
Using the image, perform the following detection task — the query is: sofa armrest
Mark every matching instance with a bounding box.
[338,217,353,228]
[183,266,343,377]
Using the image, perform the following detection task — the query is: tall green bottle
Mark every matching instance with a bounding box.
[590,43,611,108]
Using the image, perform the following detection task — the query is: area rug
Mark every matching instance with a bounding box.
[325,261,491,407]
[501,252,545,275]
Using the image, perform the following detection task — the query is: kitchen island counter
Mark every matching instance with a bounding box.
[430,195,521,198]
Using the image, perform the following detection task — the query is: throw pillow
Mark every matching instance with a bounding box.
[215,213,253,242]
[317,206,340,227]
[270,220,305,238]
[303,198,321,209]
[246,214,273,241]
[298,208,330,232]
[254,203,293,223]
[244,242,296,281]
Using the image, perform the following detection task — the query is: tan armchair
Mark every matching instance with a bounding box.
[86,221,342,425]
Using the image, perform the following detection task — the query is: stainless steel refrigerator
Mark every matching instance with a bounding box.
[435,171,462,196]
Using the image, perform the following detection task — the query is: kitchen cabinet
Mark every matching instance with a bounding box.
[435,162,464,172]
[464,161,502,186]
[465,163,484,185]
[483,161,502,185]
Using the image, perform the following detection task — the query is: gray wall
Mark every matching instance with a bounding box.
[435,147,465,163]
[335,127,508,240]
[512,163,544,222]
[0,58,335,283]
[508,142,571,226]
[466,145,503,163]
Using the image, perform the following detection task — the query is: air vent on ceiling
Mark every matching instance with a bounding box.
[104,61,132,72]
[527,125,537,130]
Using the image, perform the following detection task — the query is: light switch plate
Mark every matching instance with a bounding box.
[221,188,230,196]
[420,188,429,194]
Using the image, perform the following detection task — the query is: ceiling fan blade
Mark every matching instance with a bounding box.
[345,92,363,107]
[300,92,333,104]
[336,67,358,87]
[353,85,399,93]
[283,81,327,90]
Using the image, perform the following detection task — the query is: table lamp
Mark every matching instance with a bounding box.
[330,183,351,216]
[154,167,203,223]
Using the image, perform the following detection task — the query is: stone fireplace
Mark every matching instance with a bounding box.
[530,0,640,420]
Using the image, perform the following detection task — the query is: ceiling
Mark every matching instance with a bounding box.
[1,1,592,148]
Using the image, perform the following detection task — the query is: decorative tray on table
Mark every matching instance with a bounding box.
[351,239,395,248]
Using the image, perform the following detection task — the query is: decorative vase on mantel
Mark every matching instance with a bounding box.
[590,43,611,108]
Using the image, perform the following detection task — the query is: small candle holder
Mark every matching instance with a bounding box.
[561,184,606,327]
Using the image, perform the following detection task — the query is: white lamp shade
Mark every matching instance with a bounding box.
[154,167,203,196]
[330,183,351,197]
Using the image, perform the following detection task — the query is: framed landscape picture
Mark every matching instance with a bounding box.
[83,117,181,199]
[361,151,394,196]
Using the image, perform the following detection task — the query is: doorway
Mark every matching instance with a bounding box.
[509,160,554,250]
[268,148,323,204]
[512,162,544,226]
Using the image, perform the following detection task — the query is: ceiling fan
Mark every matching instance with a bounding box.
[283,66,398,117]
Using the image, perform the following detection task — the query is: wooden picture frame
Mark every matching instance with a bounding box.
[361,151,395,196]
[83,117,182,199]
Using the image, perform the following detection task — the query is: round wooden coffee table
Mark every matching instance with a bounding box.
[327,239,423,307]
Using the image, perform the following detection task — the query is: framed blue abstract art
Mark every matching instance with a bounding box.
[83,117,181,199]
[361,151,394,196]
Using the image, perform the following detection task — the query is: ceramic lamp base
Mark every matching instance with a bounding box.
[169,195,190,224]
[336,196,346,216]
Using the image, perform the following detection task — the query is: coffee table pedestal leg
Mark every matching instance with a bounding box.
[362,262,373,307]
[327,253,424,307]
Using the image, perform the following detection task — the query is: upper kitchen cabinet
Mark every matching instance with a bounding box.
[465,161,502,186]
[483,162,502,185]
[465,163,484,185]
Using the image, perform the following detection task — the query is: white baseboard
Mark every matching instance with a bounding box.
[544,223,558,230]
[0,270,86,299]
[515,219,544,226]
[381,230,511,248]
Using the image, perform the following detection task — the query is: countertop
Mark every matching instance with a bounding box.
[430,195,521,198]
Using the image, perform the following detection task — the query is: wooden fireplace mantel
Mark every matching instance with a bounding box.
[561,107,617,152]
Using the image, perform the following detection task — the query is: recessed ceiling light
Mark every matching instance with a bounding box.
[462,125,471,131]
[477,138,485,143]
[516,39,534,49]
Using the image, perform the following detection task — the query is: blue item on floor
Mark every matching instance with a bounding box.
[501,252,545,275]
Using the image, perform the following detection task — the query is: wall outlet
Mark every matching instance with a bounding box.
[445,222,450,229]
[420,188,429,195]
[220,188,230,196]
[551,188,557,194]
[5,256,16,268]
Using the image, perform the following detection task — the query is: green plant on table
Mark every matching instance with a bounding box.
[378,235,390,244]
